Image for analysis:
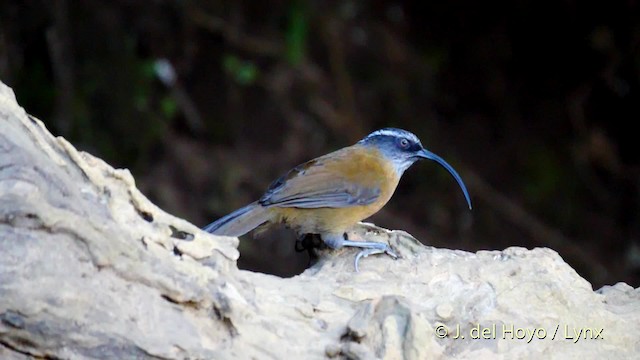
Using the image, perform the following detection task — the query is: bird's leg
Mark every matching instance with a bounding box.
[321,232,398,272]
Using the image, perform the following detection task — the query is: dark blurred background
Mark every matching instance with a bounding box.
[1,0,639,288]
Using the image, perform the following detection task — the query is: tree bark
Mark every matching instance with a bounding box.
[0,81,638,359]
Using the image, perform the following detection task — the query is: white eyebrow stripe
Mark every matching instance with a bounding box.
[368,129,401,138]
[361,128,420,143]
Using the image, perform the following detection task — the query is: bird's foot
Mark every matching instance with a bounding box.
[320,233,397,272]
[341,239,398,272]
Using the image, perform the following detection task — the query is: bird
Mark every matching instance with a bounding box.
[203,128,472,271]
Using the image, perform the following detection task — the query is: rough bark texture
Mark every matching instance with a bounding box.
[0,81,639,359]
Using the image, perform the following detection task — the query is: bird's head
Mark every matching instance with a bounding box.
[359,128,472,209]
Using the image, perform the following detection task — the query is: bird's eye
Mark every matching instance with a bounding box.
[398,138,410,149]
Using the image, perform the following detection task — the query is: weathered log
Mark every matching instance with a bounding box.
[0,81,638,359]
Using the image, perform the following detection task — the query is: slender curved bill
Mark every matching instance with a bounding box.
[417,149,472,210]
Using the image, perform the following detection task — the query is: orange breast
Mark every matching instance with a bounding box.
[272,145,400,234]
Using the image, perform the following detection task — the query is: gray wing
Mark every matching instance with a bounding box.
[259,158,381,208]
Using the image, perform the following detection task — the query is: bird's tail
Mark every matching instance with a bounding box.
[202,202,271,237]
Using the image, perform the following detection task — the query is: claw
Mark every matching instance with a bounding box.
[341,240,397,272]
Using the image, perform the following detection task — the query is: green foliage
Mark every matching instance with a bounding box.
[222,54,259,85]
[132,60,157,112]
[140,60,158,80]
[160,96,178,119]
[285,0,308,65]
